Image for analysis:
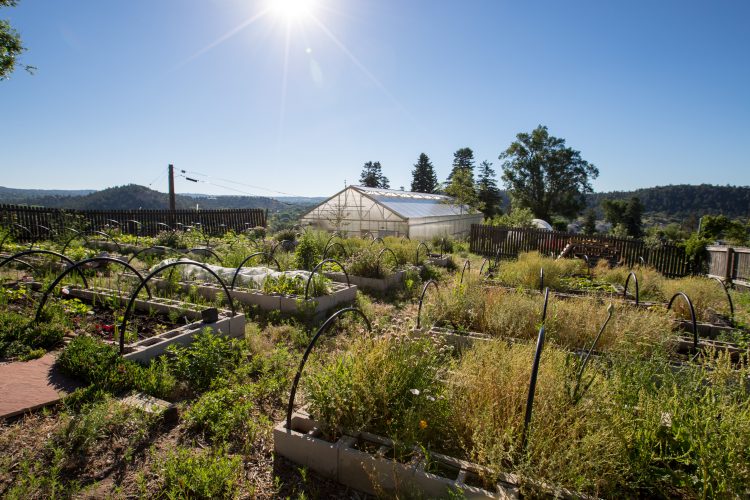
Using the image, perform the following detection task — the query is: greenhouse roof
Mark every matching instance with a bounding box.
[352,186,473,219]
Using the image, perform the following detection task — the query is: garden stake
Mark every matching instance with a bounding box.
[305,258,350,300]
[416,279,439,330]
[229,252,281,289]
[667,292,698,352]
[572,303,615,403]
[623,271,639,306]
[582,255,591,278]
[539,267,544,293]
[712,277,734,327]
[119,259,235,354]
[521,287,550,452]
[35,256,151,324]
[460,260,471,285]
[286,307,371,431]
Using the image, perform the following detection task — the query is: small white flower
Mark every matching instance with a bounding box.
[426,395,436,402]
[409,388,420,396]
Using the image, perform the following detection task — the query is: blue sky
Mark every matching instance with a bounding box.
[1,0,748,197]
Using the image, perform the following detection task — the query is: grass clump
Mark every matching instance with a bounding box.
[492,252,584,291]
[306,335,454,451]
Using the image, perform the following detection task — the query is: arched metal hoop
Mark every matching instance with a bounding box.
[286,307,371,430]
[9,224,35,249]
[0,257,36,276]
[415,242,429,265]
[711,277,734,326]
[0,250,88,288]
[623,271,639,306]
[119,260,236,354]
[34,225,55,239]
[376,247,399,277]
[479,258,490,277]
[460,260,471,285]
[187,247,224,266]
[323,232,341,255]
[35,257,151,323]
[305,259,350,300]
[126,220,142,244]
[321,242,348,261]
[60,228,91,255]
[521,287,550,452]
[89,231,123,253]
[637,256,645,267]
[362,231,375,241]
[416,279,439,330]
[126,246,184,267]
[230,252,281,290]
[371,237,385,247]
[270,239,294,256]
[667,292,698,352]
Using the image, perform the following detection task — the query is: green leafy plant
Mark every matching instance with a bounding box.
[166,330,244,393]
[158,448,242,499]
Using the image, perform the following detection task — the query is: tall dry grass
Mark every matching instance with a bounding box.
[493,252,585,291]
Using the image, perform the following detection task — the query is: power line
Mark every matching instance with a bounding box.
[179,169,306,198]
[177,174,296,206]
[147,168,168,187]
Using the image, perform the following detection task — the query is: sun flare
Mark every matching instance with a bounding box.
[269,0,314,20]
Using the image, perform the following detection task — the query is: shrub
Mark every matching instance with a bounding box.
[273,228,297,242]
[184,384,270,447]
[158,448,242,499]
[57,336,137,392]
[344,246,397,279]
[0,310,67,359]
[167,330,244,393]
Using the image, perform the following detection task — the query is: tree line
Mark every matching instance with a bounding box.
[358,125,598,222]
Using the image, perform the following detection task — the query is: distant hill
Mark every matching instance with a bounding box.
[0,186,95,201]
[0,184,296,211]
[586,184,750,220]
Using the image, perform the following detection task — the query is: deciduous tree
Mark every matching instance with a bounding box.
[1,0,32,81]
[500,125,598,221]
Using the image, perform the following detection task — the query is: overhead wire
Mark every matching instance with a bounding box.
[176,174,296,206]
[179,169,306,198]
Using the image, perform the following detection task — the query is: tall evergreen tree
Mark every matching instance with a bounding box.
[476,160,502,218]
[583,209,597,235]
[446,147,476,184]
[410,153,438,193]
[359,161,390,189]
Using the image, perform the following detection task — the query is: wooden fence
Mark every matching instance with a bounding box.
[470,224,692,277]
[0,204,266,240]
[707,245,750,285]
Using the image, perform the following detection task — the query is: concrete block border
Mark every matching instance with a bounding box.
[325,270,405,293]
[64,287,245,363]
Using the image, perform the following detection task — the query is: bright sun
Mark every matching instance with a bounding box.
[269,0,314,19]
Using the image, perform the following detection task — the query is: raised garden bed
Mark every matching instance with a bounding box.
[62,287,245,363]
[146,277,357,314]
[275,409,523,499]
[325,270,405,293]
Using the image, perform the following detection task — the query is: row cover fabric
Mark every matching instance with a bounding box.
[153,258,313,290]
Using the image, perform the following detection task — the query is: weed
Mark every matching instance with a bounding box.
[157,447,242,499]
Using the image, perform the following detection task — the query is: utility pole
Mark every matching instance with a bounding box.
[168,164,176,226]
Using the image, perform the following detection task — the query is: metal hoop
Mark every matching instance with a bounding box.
[376,247,398,277]
[460,260,471,285]
[415,242,429,265]
[712,277,734,326]
[0,250,89,287]
[35,257,151,323]
[230,252,281,290]
[416,279,439,330]
[667,292,698,352]
[186,247,224,266]
[119,260,236,354]
[305,259,349,300]
[321,241,348,261]
[623,271,639,306]
[285,307,371,430]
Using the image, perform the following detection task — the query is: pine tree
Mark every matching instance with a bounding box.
[476,160,502,218]
[410,153,438,193]
[446,147,475,184]
[583,209,597,235]
[359,161,390,189]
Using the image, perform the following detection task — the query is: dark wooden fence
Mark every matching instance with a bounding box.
[0,204,266,240]
[707,245,750,285]
[470,224,692,277]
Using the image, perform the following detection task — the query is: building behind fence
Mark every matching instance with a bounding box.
[469,224,692,277]
[0,204,266,240]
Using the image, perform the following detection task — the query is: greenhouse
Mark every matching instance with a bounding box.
[299,185,483,239]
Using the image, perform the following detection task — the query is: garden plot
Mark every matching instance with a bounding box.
[60,286,245,363]
[144,259,357,314]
